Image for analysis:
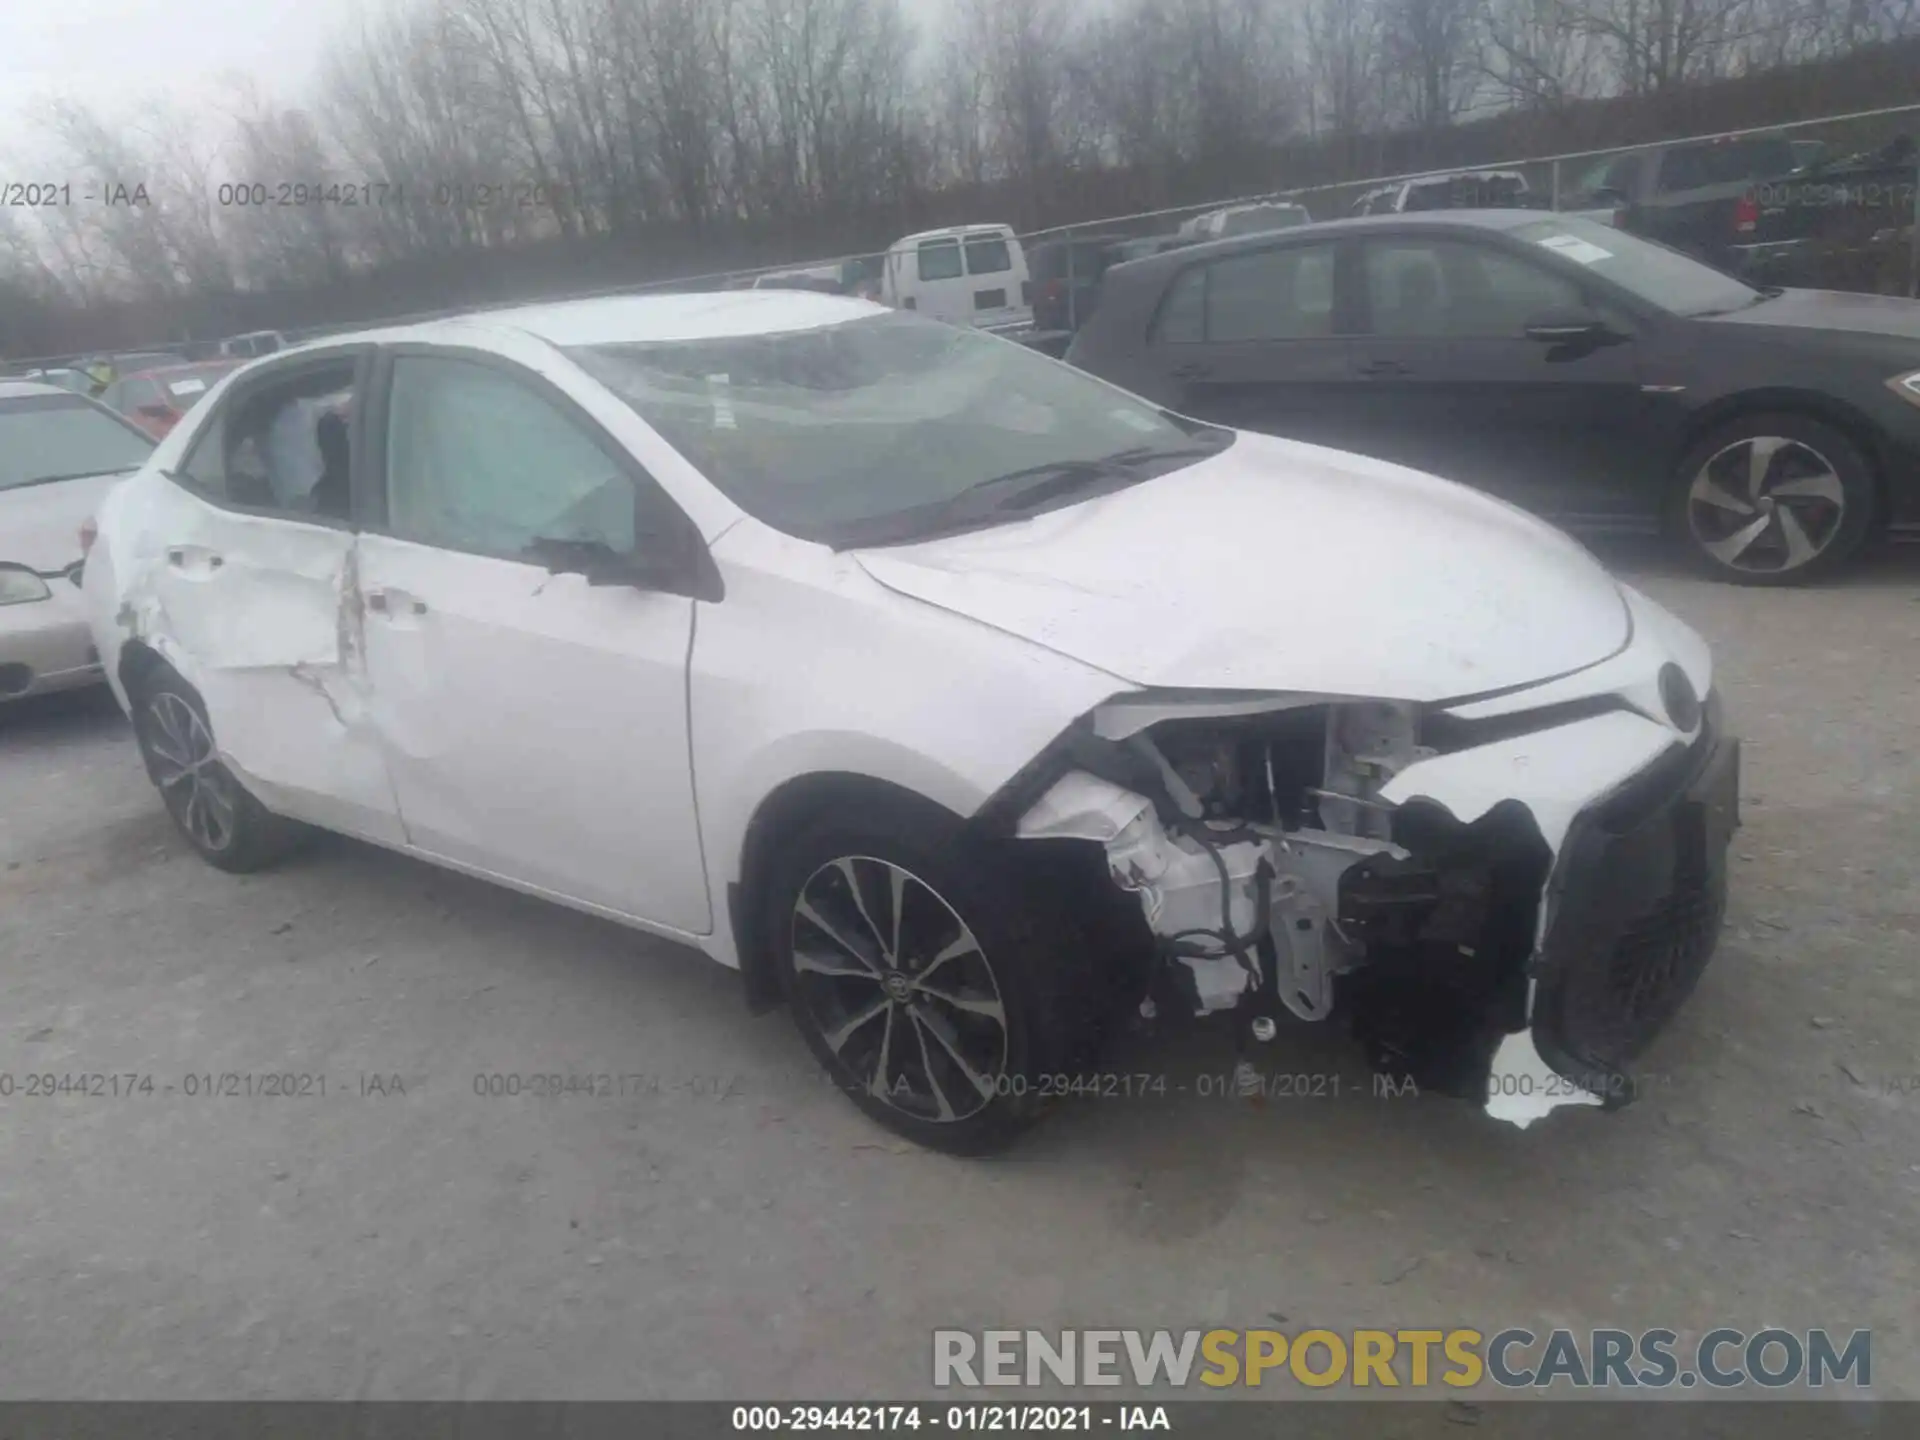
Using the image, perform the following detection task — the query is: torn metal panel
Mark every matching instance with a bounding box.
[1380,710,1678,861]
[109,482,405,844]
[1016,699,1731,1132]
[1485,1030,1605,1128]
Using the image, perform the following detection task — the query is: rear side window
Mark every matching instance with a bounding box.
[1153,268,1208,344]
[1205,245,1336,341]
[964,237,1012,275]
[918,241,963,282]
[177,358,359,520]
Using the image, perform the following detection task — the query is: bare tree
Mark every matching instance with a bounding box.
[1381,0,1487,127]
[1480,0,1605,110]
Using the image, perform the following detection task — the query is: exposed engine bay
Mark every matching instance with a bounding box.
[1006,690,1737,1129]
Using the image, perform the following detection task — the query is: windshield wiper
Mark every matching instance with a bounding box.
[828,437,1230,548]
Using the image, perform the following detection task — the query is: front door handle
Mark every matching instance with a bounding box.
[1171,360,1215,381]
[1356,359,1412,378]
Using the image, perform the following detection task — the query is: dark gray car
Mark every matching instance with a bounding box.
[1066,210,1920,585]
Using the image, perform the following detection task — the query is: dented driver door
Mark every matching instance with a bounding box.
[351,348,712,934]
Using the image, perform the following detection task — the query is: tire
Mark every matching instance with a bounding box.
[1669,411,1876,586]
[131,667,304,873]
[763,806,1101,1155]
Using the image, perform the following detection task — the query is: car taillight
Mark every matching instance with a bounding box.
[1733,193,1759,233]
[79,517,97,556]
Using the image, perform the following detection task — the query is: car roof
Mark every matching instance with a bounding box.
[0,379,76,401]
[265,289,895,355]
[1112,208,1555,273]
[892,225,1015,246]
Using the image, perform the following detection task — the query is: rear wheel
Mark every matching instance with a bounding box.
[132,669,303,872]
[764,809,1100,1154]
[1671,413,1875,585]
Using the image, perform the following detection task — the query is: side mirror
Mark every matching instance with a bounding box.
[524,533,723,602]
[1524,308,1613,345]
[137,403,175,421]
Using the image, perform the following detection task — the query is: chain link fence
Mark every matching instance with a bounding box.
[9,101,1919,373]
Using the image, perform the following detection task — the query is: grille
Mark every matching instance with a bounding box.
[1601,863,1724,1032]
[1531,732,1736,1081]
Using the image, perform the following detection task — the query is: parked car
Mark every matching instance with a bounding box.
[1,380,155,703]
[218,330,287,359]
[1107,236,1189,263]
[1350,170,1546,216]
[85,291,1736,1152]
[1555,130,1911,276]
[100,360,241,438]
[1066,210,1920,585]
[880,224,1034,332]
[21,367,95,395]
[1027,235,1127,332]
[1177,202,1312,242]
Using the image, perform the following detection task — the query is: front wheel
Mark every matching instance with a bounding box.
[1670,413,1876,585]
[764,811,1099,1155]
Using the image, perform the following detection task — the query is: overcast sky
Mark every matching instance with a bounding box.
[0,0,368,143]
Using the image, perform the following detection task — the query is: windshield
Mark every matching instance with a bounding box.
[569,311,1226,546]
[0,393,154,491]
[1510,216,1760,317]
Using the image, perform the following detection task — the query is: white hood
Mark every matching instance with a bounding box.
[0,473,128,573]
[853,433,1631,702]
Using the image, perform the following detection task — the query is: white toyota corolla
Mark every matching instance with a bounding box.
[84,292,1740,1153]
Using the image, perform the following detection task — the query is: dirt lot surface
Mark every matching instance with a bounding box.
[2,541,1916,1401]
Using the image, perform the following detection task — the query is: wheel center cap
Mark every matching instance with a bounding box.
[1759,495,1777,514]
[883,973,912,1002]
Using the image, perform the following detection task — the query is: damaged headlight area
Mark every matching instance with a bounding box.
[996,690,1738,1129]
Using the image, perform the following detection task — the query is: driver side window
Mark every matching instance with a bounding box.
[384,357,636,558]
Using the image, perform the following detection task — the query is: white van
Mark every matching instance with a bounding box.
[218,330,287,359]
[880,225,1033,332]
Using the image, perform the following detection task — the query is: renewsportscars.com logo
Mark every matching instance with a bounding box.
[932,1328,1872,1391]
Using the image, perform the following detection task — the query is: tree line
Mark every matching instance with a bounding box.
[2,0,1917,354]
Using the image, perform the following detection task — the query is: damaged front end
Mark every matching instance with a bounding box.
[994,688,1739,1129]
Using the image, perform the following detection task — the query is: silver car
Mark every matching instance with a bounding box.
[1,381,155,703]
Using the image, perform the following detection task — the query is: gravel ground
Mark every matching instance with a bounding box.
[1,540,1917,1401]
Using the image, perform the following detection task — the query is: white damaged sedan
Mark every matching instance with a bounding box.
[85,292,1740,1153]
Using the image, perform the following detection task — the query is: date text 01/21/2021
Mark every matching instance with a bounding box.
[732,1406,1170,1433]
[212,181,570,210]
